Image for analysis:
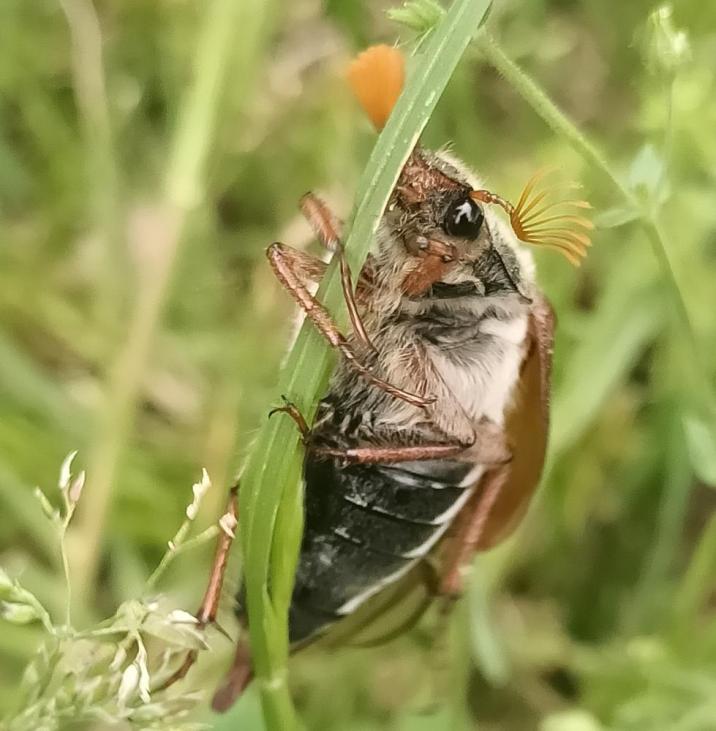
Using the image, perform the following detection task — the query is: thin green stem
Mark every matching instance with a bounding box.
[169,525,221,556]
[477,34,626,195]
[59,531,73,628]
[640,217,707,388]
[144,524,220,593]
[145,520,192,594]
[59,498,76,629]
[652,77,674,214]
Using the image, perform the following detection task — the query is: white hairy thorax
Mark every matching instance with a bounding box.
[415,154,534,424]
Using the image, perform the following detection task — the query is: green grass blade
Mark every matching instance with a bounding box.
[239,1,493,727]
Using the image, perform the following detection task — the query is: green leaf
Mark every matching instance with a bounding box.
[594,205,640,229]
[0,567,14,600]
[1,601,43,625]
[627,144,668,205]
[642,4,691,77]
[388,0,446,34]
[33,487,58,523]
[0,572,53,631]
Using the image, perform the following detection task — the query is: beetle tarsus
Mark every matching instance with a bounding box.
[269,397,312,441]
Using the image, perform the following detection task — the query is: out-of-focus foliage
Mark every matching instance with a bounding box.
[2,457,223,731]
[0,0,715,729]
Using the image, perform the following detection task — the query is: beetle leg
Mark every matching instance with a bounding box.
[316,420,510,465]
[155,483,239,691]
[315,442,470,464]
[270,243,328,284]
[269,396,312,438]
[195,483,239,626]
[211,639,253,713]
[267,242,434,408]
[300,193,376,353]
[299,192,342,252]
[271,399,509,466]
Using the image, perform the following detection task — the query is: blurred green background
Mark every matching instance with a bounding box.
[1,0,715,729]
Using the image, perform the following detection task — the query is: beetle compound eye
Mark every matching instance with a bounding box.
[443,196,484,240]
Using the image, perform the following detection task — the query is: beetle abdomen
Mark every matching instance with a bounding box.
[288,456,476,644]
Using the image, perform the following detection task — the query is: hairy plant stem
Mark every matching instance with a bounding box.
[477,33,709,398]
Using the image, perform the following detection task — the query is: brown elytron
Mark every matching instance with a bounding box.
[174,45,591,710]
